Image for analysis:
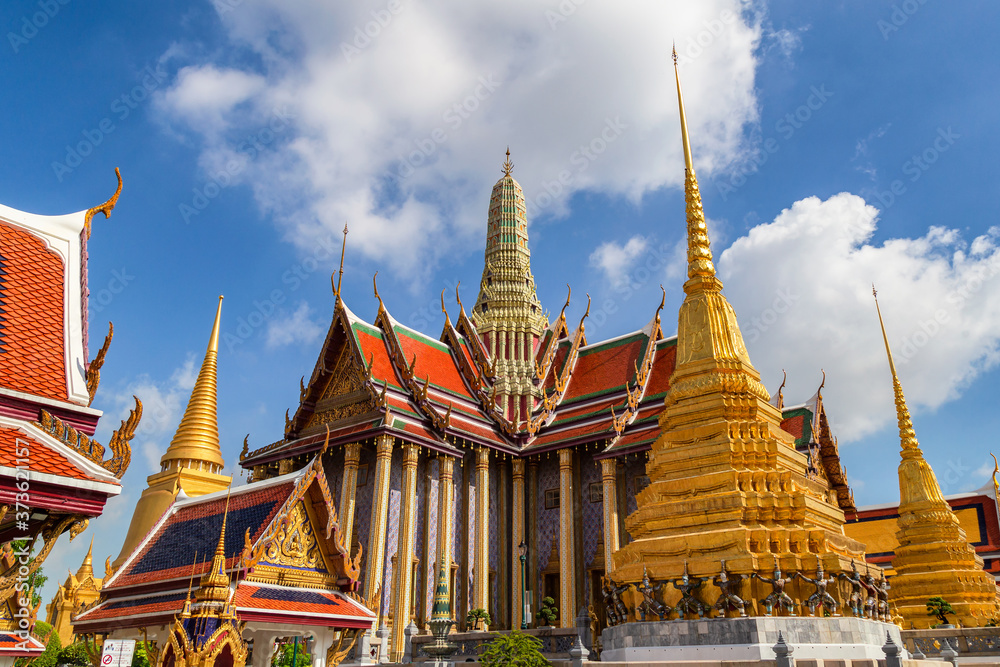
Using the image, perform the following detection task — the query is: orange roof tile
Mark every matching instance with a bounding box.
[0,222,68,401]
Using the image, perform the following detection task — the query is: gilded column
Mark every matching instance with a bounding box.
[600,458,620,572]
[364,435,394,620]
[511,458,526,629]
[473,447,490,625]
[558,448,576,628]
[339,443,362,550]
[437,456,455,569]
[390,444,420,662]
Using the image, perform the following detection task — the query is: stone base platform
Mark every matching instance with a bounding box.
[601,617,906,662]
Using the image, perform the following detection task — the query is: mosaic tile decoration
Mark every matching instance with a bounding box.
[381,447,403,616]
[353,445,375,591]
[423,458,440,622]
[580,451,603,605]
[535,456,559,600]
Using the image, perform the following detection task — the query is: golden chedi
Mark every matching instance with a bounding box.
[45,539,102,645]
[114,297,232,568]
[611,52,867,600]
[873,292,999,628]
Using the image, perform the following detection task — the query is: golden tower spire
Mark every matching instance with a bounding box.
[161,296,225,472]
[611,54,866,594]
[113,297,232,569]
[76,537,94,578]
[872,287,998,627]
[673,45,715,282]
[196,491,232,605]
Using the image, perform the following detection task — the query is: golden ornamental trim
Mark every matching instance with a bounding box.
[83,168,122,240]
[86,322,113,407]
[35,398,139,478]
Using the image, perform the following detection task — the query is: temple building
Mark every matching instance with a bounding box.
[76,301,377,667]
[235,62,867,657]
[0,170,137,664]
[45,539,103,646]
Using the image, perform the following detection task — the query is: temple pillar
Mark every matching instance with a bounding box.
[511,458,525,629]
[527,458,538,625]
[360,433,393,664]
[390,444,420,662]
[339,443,362,549]
[473,447,490,627]
[600,458,620,570]
[558,448,576,628]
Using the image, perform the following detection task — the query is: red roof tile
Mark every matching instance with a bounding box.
[0,426,97,481]
[0,222,68,401]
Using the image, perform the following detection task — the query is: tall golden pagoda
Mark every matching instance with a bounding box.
[472,149,548,424]
[873,291,999,628]
[45,538,103,645]
[611,52,866,592]
[114,297,232,568]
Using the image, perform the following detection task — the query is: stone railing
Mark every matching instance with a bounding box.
[410,627,580,662]
[901,626,1000,658]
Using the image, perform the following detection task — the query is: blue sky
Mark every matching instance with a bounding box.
[4,1,1000,596]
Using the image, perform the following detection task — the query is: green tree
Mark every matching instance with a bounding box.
[927,596,955,626]
[131,643,151,667]
[535,597,558,626]
[56,643,91,666]
[11,539,47,608]
[466,608,492,631]
[480,631,550,667]
[20,621,60,667]
[272,640,311,667]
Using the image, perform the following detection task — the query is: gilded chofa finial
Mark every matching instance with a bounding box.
[84,167,123,239]
[674,50,715,280]
[334,223,349,298]
[502,147,514,177]
[873,287,919,452]
[776,370,787,411]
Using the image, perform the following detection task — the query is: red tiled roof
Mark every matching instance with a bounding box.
[643,340,676,398]
[393,325,474,400]
[0,426,97,482]
[0,222,68,401]
[353,324,402,391]
[0,632,45,654]
[560,335,645,403]
[781,414,806,441]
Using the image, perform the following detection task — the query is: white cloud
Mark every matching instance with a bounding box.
[718,192,1000,442]
[154,0,763,281]
[100,354,197,474]
[266,301,323,348]
[589,236,650,288]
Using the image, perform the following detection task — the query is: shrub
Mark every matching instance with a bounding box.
[535,597,558,626]
[56,643,91,666]
[466,608,492,631]
[926,596,955,626]
[480,631,550,667]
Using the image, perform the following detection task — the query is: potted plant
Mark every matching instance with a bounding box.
[480,630,550,667]
[926,596,956,628]
[535,597,559,627]
[466,607,492,632]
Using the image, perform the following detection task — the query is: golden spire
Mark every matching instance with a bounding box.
[335,223,348,298]
[161,297,226,471]
[502,147,514,177]
[873,287,920,453]
[76,537,94,578]
[196,490,232,604]
[673,46,715,282]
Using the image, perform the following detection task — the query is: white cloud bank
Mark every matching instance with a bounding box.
[718,192,1000,441]
[155,0,762,279]
[266,301,323,348]
[590,236,650,288]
